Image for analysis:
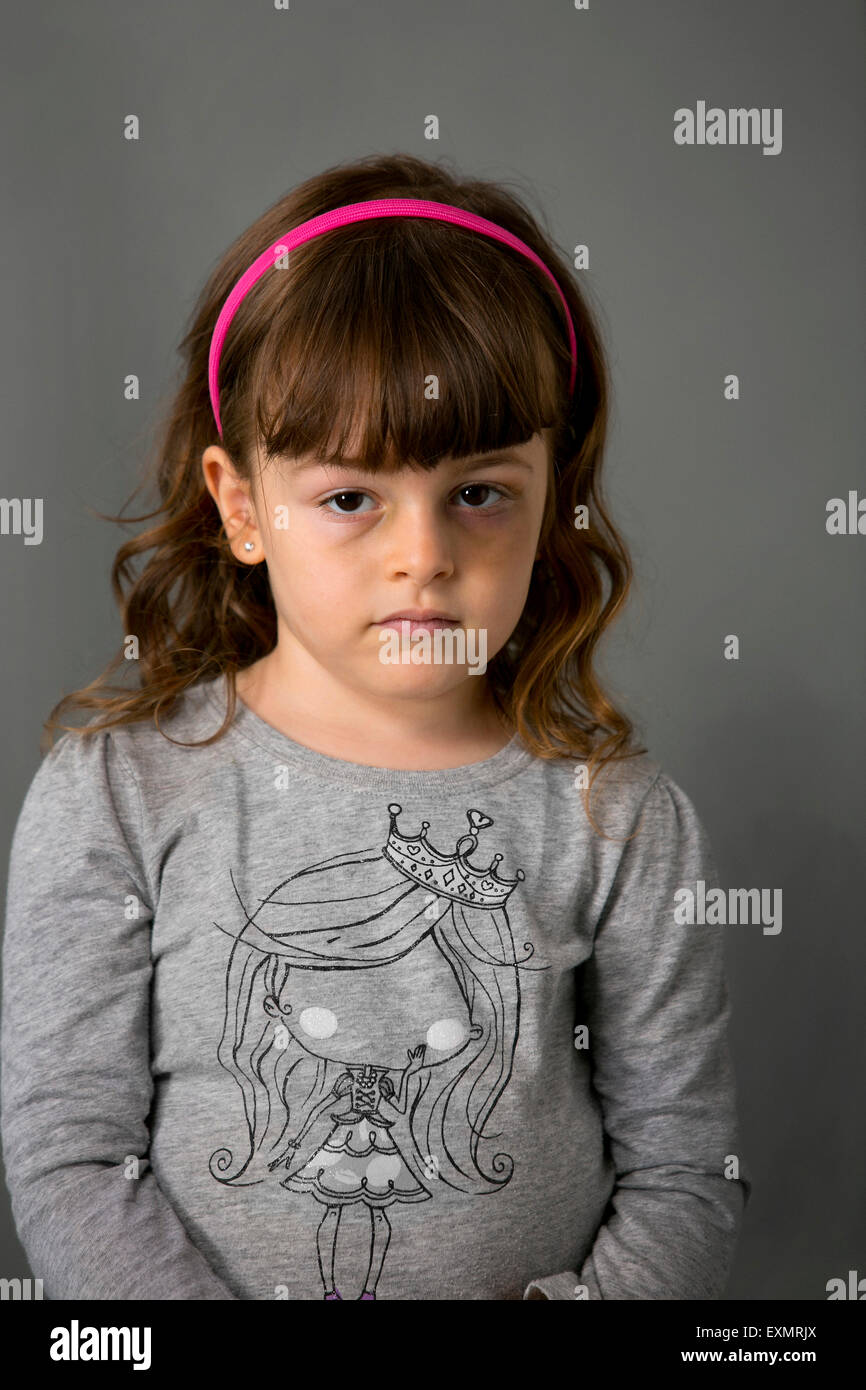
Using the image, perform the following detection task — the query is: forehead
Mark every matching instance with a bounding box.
[280,429,552,475]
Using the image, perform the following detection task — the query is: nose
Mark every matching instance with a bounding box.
[384,501,455,586]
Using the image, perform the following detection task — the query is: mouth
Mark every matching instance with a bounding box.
[375,613,460,632]
[375,609,459,631]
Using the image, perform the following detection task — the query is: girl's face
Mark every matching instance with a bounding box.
[272,930,477,1071]
[203,429,551,702]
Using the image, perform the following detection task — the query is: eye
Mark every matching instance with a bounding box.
[452,483,509,510]
[316,482,512,518]
[318,490,376,515]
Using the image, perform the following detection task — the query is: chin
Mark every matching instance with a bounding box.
[369,666,470,696]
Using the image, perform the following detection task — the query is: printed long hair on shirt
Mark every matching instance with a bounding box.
[208,804,546,1196]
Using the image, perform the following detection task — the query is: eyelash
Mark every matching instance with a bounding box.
[316,483,513,518]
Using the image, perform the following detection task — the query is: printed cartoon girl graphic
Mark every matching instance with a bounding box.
[208,803,546,1300]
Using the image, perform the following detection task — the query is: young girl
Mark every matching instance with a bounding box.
[1,152,750,1301]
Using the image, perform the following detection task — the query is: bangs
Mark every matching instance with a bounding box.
[243,216,570,472]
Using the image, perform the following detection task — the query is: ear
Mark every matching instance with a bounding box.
[202,444,262,563]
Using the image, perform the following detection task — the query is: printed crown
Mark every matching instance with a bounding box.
[383,804,524,909]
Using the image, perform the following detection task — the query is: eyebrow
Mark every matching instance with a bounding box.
[290,450,534,474]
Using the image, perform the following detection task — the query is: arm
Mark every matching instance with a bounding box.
[1,728,238,1299]
[268,1082,346,1170]
[523,770,752,1300]
[386,1046,427,1114]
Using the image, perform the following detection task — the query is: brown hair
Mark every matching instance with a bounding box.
[44,152,647,826]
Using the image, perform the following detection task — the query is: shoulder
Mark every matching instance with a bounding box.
[13,716,136,836]
[13,677,228,834]
[587,754,714,852]
[524,742,715,861]
[596,758,719,891]
[79,675,230,781]
[107,675,231,784]
[526,743,663,830]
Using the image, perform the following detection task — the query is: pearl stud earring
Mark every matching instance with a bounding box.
[243,541,255,551]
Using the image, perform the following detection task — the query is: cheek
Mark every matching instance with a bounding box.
[468,541,535,630]
[466,526,533,585]
[466,510,535,561]
[266,532,360,616]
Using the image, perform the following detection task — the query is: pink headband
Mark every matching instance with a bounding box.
[207,197,578,438]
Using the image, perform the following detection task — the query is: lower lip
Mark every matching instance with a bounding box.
[376,619,458,633]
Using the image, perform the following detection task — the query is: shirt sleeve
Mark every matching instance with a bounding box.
[522,769,752,1300]
[1,727,238,1300]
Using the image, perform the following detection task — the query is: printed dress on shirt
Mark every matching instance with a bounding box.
[208,802,549,1300]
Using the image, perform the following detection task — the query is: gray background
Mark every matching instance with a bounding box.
[2,0,863,1300]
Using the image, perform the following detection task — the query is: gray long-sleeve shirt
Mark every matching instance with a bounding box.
[1,673,750,1300]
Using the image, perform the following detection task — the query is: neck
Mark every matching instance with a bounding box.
[234,640,513,769]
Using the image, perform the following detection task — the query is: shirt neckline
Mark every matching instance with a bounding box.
[198,672,535,793]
